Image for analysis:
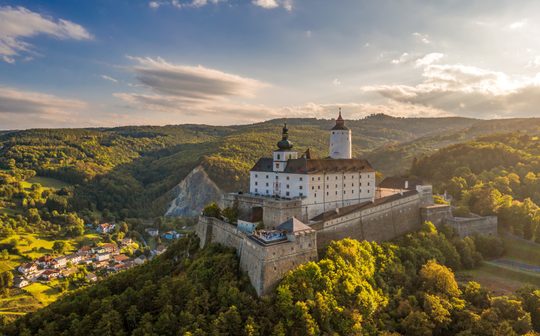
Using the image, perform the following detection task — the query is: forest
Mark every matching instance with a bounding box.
[2,223,538,335]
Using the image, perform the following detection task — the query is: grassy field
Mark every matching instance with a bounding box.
[457,235,540,294]
[0,233,76,260]
[26,176,72,190]
[502,235,540,266]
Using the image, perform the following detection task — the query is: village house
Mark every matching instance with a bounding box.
[95,253,110,262]
[17,262,38,275]
[145,228,159,237]
[66,253,82,265]
[78,245,92,255]
[41,269,60,280]
[51,256,68,269]
[36,255,54,268]
[97,223,116,234]
[113,254,129,264]
[120,237,133,246]
[86,273,98,282]
[13,277,29,288]
[101,243,118,254]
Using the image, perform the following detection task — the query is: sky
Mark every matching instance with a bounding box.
[2,0,540,129]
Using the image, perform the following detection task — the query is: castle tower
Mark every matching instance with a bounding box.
[273,123,297,172]
[329,108,352,159]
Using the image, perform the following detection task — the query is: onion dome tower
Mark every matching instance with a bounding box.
[273,123,297,172]
[329,108,352,159]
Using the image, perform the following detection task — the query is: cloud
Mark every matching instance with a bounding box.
[149,1,161,8]
[0,6,92,63]
[113,56,271,123]
[332,78,341,86]
[252,0,293,11]
[412,32,430,44]
[391,52,409,65]
[101,75,118,83]
[126,56,267,99]
[0,86,86,117]
[508,19,527,30]
[415,52,444,68]
[363,61,540,118]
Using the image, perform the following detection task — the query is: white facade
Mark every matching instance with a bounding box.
[249,112,376,221]
[329,129,352,159]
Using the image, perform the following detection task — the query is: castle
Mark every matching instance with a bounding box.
[196,111,497,296]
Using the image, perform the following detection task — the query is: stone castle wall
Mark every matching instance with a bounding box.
[421,204,453,227]
[310,192,423,248]
[446,216,498,238]
[197,215,317,296]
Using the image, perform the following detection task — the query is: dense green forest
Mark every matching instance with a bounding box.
[412,133,540,242]
[3,224,539,335]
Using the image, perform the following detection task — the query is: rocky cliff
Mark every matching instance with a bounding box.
[164,165,223,217]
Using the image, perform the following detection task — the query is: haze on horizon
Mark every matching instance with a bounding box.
[2,0,540,130]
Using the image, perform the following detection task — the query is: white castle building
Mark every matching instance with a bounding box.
[248,110,376,220]
[197,110,497,296]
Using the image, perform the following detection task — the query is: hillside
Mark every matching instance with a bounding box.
[3,226,539,335]
[0,115,481,219]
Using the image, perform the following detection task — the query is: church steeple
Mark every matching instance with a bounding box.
[277,122,293,150]
[332,108,348,130]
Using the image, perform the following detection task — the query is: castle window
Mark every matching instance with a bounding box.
[335,184,338,188]
[335,176,338,180]
[255,182,258,186]
[318,177,321,181]
[276,176,279,179]
[352,183,354,187]
[277,154,281,160]
[266,183,269,187]
[343,184,346,187]
[326,176,329,180]
[344,176,346,180]
[266,190,269,194]
[368,190,370,193]
[368,182,370,186]
[286,176,290,180]
[344,191,346,194]
[299,186,303,190]
[315,193,317,197]
[335,191,338,195]
[266,175,269,179]
[276,163,280,168]
[286,191,290,196]
[299,192,303,197]
[299,177,303,181]
[286,184,290,189]
[318,186,320,190]
[352,190,354,194]
[255,174,258,178]
[255,188,258,192]
[312,186,314,190]
[326,192,329,196]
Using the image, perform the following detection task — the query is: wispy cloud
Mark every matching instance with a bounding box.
[101,75,118,83]
[0,86,86,116]
[126,56,267,99]
[391,52,409,65]
[412,32,430,44]
[0,6,92,63]
[508,19,527,30]
[415,52,444,68]
[252,0,293,11]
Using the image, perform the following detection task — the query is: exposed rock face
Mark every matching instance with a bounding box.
[165,166,223,217]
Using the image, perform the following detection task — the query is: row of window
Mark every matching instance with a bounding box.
[313,189,371,198]
[253,188,304,198]
[311,182,370,190]
[254,174,372,181]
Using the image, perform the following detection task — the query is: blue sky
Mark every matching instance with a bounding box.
[2,0,540,129]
